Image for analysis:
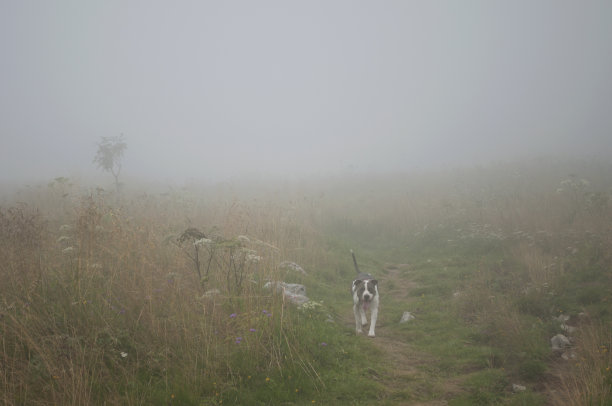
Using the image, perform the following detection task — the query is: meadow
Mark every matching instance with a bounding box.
[1,158,611,405]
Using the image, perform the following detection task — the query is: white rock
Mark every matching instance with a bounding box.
[285,293,310,305]
[400,312,415,323]
[264,281,309,305]
[561,351,577,360]
[265,281,306,296]
[560,324,577,334]
[551,334,571,350]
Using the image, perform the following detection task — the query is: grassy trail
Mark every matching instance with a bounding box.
[340,263,461,405]
[371,264,460,405]
[2,161,611,404]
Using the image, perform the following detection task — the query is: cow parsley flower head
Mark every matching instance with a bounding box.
[57,235,71,244]
[246,253,262,263]
[194,238,213,247]
[237,235,250,243]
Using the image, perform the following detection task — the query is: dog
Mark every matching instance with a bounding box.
[351,250,379,337]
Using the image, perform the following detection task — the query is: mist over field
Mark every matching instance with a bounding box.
[1,1,612,186]
[2,2,612,405]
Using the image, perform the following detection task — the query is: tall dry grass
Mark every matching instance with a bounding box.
[0,185,326,404]
[550,324,612,406]
[1,158,611,403]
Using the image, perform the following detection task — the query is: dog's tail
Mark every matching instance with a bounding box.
[350,249,361,274]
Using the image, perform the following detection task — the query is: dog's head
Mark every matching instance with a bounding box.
[352,278,378,302]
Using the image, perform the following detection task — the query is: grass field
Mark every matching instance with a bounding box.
[1,158,611,405]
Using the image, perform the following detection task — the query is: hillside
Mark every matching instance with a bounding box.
[1,160,611,405]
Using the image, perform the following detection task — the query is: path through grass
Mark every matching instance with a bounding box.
[2,160,611,404]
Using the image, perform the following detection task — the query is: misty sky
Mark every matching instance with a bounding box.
[1,1,611,183]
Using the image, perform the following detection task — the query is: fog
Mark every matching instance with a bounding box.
[1,1,611,185]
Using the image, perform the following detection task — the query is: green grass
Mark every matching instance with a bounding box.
[2,159,612,404]
[449,369,508,405]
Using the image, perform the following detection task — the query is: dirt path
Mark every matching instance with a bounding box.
[343,264,461,405]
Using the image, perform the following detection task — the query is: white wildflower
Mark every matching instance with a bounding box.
[237,235,250,243]
[279,261,306,274]
[194,238,213,247]
[234,249,257,262]
[62,247,75,255]
[120,352,128,358]
[246,253,262,263]
[57,235,71,244]
[299,300,322,311]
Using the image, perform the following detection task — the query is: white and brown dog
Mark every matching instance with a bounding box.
[351,250,379,337]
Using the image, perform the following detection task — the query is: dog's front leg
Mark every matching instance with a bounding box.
[353,302,363,334]
[359,306,368,326]
[368,299,379,337]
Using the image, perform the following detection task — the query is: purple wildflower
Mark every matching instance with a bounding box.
[230,313,237,318]
[320,342,327,346]
[249,328,256,332]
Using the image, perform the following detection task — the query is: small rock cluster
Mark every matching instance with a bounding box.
[263,260,309,305]
[399,311,415,323]
[551,313,583,360]
[200,260,310,305]
[264,281,310,305]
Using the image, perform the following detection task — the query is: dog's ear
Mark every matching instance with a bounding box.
[370,279,378,286]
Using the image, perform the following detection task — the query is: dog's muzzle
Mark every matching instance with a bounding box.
[362,293,373,309]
